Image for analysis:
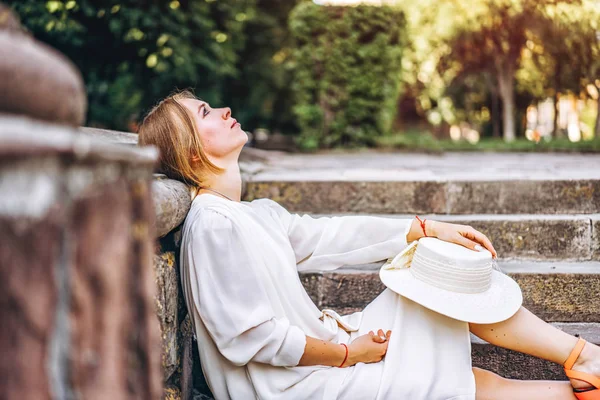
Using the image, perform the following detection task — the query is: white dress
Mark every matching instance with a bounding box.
[180,194,476,400]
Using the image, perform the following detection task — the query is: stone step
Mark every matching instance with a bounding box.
[471,322,600,380]
[245,179,600,215]
[300,213,600,261]
[244,152,600,215]
[299,261,600,323]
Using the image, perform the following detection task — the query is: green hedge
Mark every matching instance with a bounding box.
[8,0,254,130]
[288,2,407,150]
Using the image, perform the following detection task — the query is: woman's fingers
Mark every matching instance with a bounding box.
[469,229,497,258]
[455,235,482,253]
[369,329,391,342]
[459,228,497,259]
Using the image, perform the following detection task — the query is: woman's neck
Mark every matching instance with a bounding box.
[196,163,242,202]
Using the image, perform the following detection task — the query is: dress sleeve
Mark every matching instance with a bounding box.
[260,199,414,272]
[185,208,307,367]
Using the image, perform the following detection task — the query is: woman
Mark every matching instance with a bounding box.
[138,89,600,400]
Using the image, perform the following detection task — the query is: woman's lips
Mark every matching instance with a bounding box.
[231,119,238,128]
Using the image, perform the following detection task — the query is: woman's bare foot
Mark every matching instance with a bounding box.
[568,340,600,391]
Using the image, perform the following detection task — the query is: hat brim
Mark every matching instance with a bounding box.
[380,266,523,324]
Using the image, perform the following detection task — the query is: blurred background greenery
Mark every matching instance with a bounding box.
[7,0,600,151]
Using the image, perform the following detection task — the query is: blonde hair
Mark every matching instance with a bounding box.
[138,89,225,195]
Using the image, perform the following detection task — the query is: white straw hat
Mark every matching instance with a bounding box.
[380,237,523,324]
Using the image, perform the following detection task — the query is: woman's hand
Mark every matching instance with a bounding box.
[430,220,498,259]
[343,329,391,367]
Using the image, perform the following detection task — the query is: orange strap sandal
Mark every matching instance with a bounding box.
[564,338,600,400]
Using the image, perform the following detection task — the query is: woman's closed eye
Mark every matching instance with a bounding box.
[199,104,210,118]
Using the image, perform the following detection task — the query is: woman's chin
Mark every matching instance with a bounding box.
[239,129,249,143]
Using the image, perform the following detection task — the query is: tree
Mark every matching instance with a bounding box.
[528,1,600,138]
[397,0,591,142]
[570,1,600,137]
[441,0,584,142]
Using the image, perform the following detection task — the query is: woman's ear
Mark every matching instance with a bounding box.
[190,154,200,164]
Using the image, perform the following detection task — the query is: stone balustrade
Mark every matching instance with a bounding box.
[0,114,163,399]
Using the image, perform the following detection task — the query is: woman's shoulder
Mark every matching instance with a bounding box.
[183,201,237,238]
[248,197,289,217]
[184,196,290,234]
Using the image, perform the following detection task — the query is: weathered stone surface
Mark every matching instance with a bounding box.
[244,181,448,214]
[472,323,600,380]
[300,273,322,307]
[154,251,181,381]
[246,179,600,215]
[301,262,600,322]
[250,151,600,181]
[447,180,600,215]
[447,215,593,261]
[164,386,181,400]
[0,28,86,125]
[152,177,192,238]
[0,118,162,399]
[592,215,600,261]
[178,315,215,400]
[510,273,600,322]
[0,114,158,164]
[80,126,139,146]
[0,198,65,399]
[69,177,160,399]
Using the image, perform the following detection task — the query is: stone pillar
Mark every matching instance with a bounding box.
[0,115,162,399]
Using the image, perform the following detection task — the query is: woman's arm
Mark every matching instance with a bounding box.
[298,336,348,367]
[262,198,497,264]
[298,330,391,368]
[261,199,415,272]
[419,219,498,259]
[406,216,429,243]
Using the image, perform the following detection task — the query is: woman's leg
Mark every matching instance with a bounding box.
[469,306,600,391]
[473,367,576,400]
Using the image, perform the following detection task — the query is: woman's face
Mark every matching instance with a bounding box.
[180,98,248,161]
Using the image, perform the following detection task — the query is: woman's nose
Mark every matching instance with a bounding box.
[222,107,231,120]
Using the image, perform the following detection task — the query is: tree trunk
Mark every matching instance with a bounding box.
[595,93,600,138]
[552,63,563,139]
[491,91,501,139]
[553,92,562,139]
[485,73,501,138]
[497,65,516,142]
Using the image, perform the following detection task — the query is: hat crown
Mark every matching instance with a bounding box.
[411,238,492,294]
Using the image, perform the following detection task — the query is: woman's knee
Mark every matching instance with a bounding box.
[472,367,506,400]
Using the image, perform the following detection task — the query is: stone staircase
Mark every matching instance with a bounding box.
[244,151,600,381]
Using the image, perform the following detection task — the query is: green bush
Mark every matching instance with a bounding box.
[8,0,254,130]
[288,2,407,150]
[221,0,303,135]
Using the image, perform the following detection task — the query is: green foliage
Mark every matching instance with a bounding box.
[288,2,407,149]
[221,0,303,135]
[8,0,255,130]
[397,0,600,141]
[375,130,600,153]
